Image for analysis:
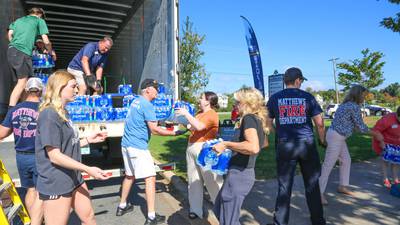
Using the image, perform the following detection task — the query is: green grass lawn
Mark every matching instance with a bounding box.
[149,114,380,180]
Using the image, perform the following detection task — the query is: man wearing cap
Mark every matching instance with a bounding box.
[0,77,44,225]
[32,39,57,74]
[116,79,186,224]
[266,67,327,225]
[7,7,52,108]
[33,38,57,62]
[67,36,113,95]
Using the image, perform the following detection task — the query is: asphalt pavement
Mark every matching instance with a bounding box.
[0,141,198,225]
[2,138,400,225]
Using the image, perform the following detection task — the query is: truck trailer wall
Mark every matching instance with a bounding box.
[105,0,177,97]
[0,0,25,119]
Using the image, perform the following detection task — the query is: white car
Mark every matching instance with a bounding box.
[365,105,392,116]
[325,104,370,119]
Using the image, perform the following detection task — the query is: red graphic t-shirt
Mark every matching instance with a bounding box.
[372,113,400,155]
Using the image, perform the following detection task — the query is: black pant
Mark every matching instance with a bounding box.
[273,138,326,225]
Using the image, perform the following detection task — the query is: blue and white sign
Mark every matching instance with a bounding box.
[268,73,284,97]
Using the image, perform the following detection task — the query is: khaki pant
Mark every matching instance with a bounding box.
[319,129,351,194]
[186,142,223,218]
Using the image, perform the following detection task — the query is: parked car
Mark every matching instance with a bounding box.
[364,104,392,116]
[325,104,370,119]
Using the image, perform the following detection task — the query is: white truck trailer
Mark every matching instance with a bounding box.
[0,0,180,180]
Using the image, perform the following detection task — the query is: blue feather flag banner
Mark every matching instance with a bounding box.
[240,16,265,97]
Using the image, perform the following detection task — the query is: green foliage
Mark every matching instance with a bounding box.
[179,16,210,103]
[368,90,385,104]
[382,82,400,97]
[305,87,314,94]
[381,0,400,33]
[318,89,337,103]
[337,48,385,90]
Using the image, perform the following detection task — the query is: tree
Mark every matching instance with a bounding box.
[337,48,385,90]
[364,92,375,104]
[381,0,400,33]
[318,89,337,103]
[179,16,210,103]
[305,87,314,94]
[382,82,400,97]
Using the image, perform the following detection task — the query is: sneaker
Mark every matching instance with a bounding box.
[394,179,400,185]
[116,203,133,216]
[383,179,391,188]
[144,213,166,225]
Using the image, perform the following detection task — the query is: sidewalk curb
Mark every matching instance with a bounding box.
[155,159,219,225]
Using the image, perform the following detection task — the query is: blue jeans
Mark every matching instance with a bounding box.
[273,138,326,225]
[16,152,37,188]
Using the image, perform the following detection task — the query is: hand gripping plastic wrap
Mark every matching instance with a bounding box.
[165,101,195,125]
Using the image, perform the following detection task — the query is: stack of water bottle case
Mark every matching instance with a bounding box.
[62,82,233,175]
[32,53,55,85]
[64,84,196,124]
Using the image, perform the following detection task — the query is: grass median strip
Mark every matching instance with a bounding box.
[149,115,379,180]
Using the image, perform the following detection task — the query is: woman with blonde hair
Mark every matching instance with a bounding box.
[35,70,109,225]
[319,85,370,205]
[212,87,269,225]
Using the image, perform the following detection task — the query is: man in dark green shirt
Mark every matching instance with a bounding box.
[7,7,52,107]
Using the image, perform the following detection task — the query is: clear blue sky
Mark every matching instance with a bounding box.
[180,0,400,95]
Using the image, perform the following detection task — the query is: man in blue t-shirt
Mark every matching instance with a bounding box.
[67,36,113,95]
[0,77,44,225]
[266,67,327,225]
[117,79,186,224]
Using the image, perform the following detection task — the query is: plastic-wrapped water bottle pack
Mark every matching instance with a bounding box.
[162,100,195,125]
[152,93,174,120]
[64,82,196,124]
[150,83,195,123]
[197,138,232,175]
[32,53,55,69]
[118,84,133,95]
[66,94,132,123]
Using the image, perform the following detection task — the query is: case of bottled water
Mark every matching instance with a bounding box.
[197,138,232,175]
[118,84,133,95]
[32,53,55,69]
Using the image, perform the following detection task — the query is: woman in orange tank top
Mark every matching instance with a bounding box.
[175,91,223,219]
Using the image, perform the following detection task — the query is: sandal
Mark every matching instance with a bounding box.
[383,179,391,188]
[188,212,199,220]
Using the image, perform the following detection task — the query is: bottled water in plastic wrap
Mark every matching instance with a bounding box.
[197,138,232,175]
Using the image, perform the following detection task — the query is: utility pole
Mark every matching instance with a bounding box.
[328,57,340,104]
